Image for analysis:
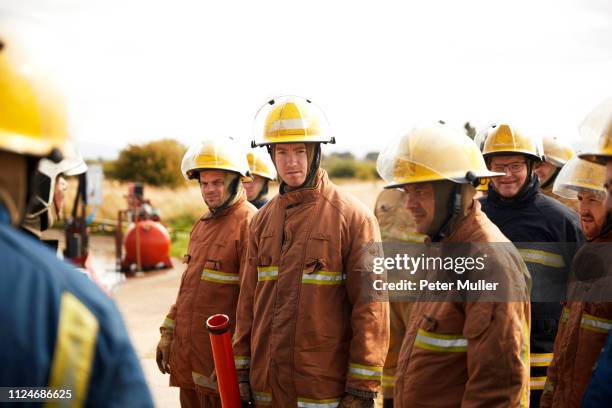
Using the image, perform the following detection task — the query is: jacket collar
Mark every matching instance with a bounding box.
[443,200,490,243]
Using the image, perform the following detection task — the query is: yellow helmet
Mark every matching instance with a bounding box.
[578,98,612,164]
[253,96,335,147]
[181,137,252,181]
[552,157,606,200]
[0,23,69,158]
[481,123,543,162]
[246,149,276,180]
[542,136,575,167]
[377,124,504,188]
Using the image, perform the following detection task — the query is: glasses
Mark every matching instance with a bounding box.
[491,162,527,174]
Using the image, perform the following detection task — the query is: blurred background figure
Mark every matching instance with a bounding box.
[244,149,276,209]
[536,136,577,211]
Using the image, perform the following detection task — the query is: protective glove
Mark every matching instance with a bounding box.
[156,333,172,374]
[339,394,375,408]
[238,382,251,403]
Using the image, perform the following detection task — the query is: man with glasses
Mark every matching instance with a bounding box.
[479,123,583,407]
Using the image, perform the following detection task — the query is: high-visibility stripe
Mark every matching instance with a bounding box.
[382,375,396,388]
[561,307,570,322]
[268,118,310,133]
[253,391,272,405]
[531,352,553,367]
[201,269,240,284]
[581,313,612,334]
[192,371,217,390]
[348,363,383,381]
[162,315,175,331]
[531,376,547,390]
[518,249,565,268]
[302,271,345,285]
[234,355,250,370]
[297,397,342,408]
[520,320,530,408]
[399,233,427,243]
[414,328,468,352]
[257,266,279,281]
[47,292,99,408]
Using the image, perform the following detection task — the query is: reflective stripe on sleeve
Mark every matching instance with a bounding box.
[347,363,383,381]
[302,271,345,285]
[382,375,396,389]
[581,313,612,334]
[234,355,250,370]
[162,315,175,331]
[253,391,272,405]
[201,269,240,284]
[530,376,547,390]
[297,397,342,408]
[414,328,468,352]
[518,249,565,268]
[47,292,99,407]
[257,266,279,281]
[530,353,553,367]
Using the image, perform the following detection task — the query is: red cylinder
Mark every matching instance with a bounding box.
[122,220,172,271]
[206,314,241,408]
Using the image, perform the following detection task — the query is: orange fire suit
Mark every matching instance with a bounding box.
[374,188,422,399]
[394,201,531,408]
[160,194,256,400]
[541,227,612,407]
[233,169,390,407]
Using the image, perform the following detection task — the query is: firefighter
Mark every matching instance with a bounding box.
[156,137,257,407]
[21,141,87,240]
[479,123,584,406]
[233,96,389,408]
[373,189,421,408]
[538,157,611,407]
[535,136,577,211]
[376,123,531,407]
[244,149,276,209]
[0,22,152,406]
[576,98,612,406]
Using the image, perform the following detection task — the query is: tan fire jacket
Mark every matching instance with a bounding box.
[233,169,390,407]
[160,194,256,394]
[394,201,531,408]
[541,228,612,407]
[373,189,422,398]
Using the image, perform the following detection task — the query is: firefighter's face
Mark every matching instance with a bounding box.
[489,155,529,198]
[578,190,607,239]
[53,176,67,213]
[404,183,435,234]
[244,174,265,201]
[606,162,612,211]
[535,161,557,185]
[274,143,308,187]
[199,170,226,209]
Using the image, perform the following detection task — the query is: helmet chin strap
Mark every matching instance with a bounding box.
[540,166,561,189]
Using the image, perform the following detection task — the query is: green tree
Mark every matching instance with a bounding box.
[105,139,186,187]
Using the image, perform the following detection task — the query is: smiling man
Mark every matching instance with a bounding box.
[157,137,256,408]
[479,123,584,407]
[233,96,389,408]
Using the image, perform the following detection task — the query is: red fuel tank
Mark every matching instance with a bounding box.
[122,220,172,272]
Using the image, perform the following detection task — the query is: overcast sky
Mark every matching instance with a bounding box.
[2,0,611,159]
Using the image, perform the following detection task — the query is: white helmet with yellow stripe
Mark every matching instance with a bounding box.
[252,96,335,147]
[181,137,251,181]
